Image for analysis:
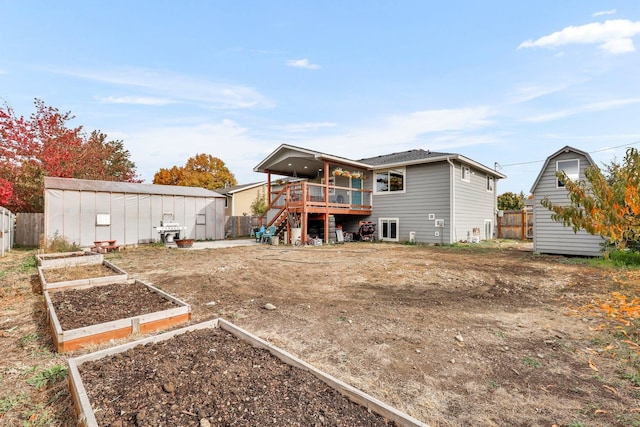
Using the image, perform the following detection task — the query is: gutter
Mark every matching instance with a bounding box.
[446,157,456,244]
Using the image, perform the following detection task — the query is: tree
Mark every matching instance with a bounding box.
[153,153,237,190]
[0,98,140,212]
[250,188,267,215]
[0,178,12,206]
[497,191,525,210]
[541,147,640,251]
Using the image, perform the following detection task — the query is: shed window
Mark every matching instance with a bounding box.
[196,214,206,225]
[96,214,110,226]
[375,168,405,193]
[556,159,579,188]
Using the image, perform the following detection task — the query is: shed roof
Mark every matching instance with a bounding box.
[215,181,266,195]
[44,177,224,198]
[529,146,595,193]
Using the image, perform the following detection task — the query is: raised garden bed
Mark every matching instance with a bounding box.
[38,260,128,291]
[36,251,104,268]
[45,279,191,352]
[68,319,427,427]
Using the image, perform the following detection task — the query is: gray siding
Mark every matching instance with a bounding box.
[453,162,497,241]
[44,188,225,247]
[532,151,603,256]
[370,162,451,243]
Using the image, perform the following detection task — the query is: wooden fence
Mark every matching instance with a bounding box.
[15,212,44,247]
[225,215,258,238]
[497,209,533,240]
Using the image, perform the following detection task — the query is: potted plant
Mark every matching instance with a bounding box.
[174,239,194,248]
[333,168,343,176]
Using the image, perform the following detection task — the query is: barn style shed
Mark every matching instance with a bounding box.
[44,177,225,248]
[530,146,604,256]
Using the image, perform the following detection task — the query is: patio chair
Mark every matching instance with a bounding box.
[261,226,277,244]
[255,226,265,242]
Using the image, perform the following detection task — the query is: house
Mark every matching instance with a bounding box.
[253,144,505,244]
[216,181,267,217]
[530,146,604,256]
[44,177,226,248]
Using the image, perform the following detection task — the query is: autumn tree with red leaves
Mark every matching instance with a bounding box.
[153,153,236,190]
[0,99,140,212]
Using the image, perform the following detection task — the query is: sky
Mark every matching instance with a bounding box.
[1,1,640,194]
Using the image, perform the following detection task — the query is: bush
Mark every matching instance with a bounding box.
[40,231,80,253]
[609,249,640,266]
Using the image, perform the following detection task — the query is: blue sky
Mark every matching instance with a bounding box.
[2,1,639,194]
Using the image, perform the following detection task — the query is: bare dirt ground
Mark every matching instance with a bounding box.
[1,241,639,426]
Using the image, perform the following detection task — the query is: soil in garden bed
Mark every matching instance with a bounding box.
[42,263,120,283]
[78,327,399,427]
[50,282,178,330]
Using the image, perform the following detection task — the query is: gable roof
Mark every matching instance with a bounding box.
[529,146,595,193]
[255,144,505,179]
[215,181,266,195]
[44,177,224,198]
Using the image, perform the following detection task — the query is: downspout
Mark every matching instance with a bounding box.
[446,157,456,244]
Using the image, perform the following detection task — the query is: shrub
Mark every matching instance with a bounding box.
[40,231,80,253]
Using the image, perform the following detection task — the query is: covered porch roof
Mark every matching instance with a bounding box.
[253,144,371,179]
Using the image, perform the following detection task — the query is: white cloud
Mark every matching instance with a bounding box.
[593,9,616,17]
[525,97,640,122]
[285,58,321,69]
[54,66,274,109]
[518,19,640,54]
[509,83,569,104]
[98,96,175,106]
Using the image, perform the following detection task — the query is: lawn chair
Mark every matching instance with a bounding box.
[255,226,265,242]
[261,226,277,244]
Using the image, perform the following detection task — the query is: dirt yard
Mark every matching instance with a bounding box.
[1,241,638,426]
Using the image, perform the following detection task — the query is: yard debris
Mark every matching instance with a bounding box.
[263,303,277,311]
[455,333,464,342]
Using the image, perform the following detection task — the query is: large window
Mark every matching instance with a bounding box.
[556,159,579,188]
[375,168,405,193]
[379,218,399,241]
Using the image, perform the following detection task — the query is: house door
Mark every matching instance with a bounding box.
[484,219,493,240]
[350,177,362,206]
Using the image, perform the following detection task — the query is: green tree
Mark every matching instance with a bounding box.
[541,147,640,251]
[250,188,267,215]
[153,153,237,190]
[497,191,525,210]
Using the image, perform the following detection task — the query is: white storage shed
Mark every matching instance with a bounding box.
[44,177,225,248]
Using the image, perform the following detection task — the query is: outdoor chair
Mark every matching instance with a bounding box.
[255,226,265,242]
[261,226,277,244]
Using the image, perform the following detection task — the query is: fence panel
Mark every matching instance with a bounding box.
[15,213,44,247]
[225,215,257,238]
[497,209,532,240]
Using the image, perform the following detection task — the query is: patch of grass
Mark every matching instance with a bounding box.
[491,329,506,339]
[487,380,500,390]
[27,365,68,388]
[18,333,41,347]
[40,231,81,253]
[0,392,29,415]
[567,422,587,427]
[22,404,55,427]
[521,356,541,368]
[619,370,640,387]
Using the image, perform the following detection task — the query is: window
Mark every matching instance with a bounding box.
[379,218,399,241]
[375,168,405,193]
[196,214,206,225]
[486,176,494,192]
[461,166,470,182]
[556,159,579,188]
[96,214,110,226]
[224,197,229,208]
[321,176,335,195]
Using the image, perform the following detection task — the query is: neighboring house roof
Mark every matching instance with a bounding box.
[254,144,506,179]
[529,146,595,193]
[44,177,224,198]
[216,181,266,196]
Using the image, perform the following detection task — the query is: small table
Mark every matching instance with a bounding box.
[92,240,120,253]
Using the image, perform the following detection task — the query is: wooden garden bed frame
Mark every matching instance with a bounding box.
[38,260,128,291]
[67,318,429,427]
[36,251,104,268]
[45,279,192,353]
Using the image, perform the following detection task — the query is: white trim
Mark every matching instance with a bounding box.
[378,218,399,242]
[373,167,406,195]
[555,158,580,188]
[461,166,470,183]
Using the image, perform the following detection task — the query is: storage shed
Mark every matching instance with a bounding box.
[530,146,604,256]
[44,177,225,248]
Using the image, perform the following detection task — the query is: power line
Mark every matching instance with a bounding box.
[498,139,640,168]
